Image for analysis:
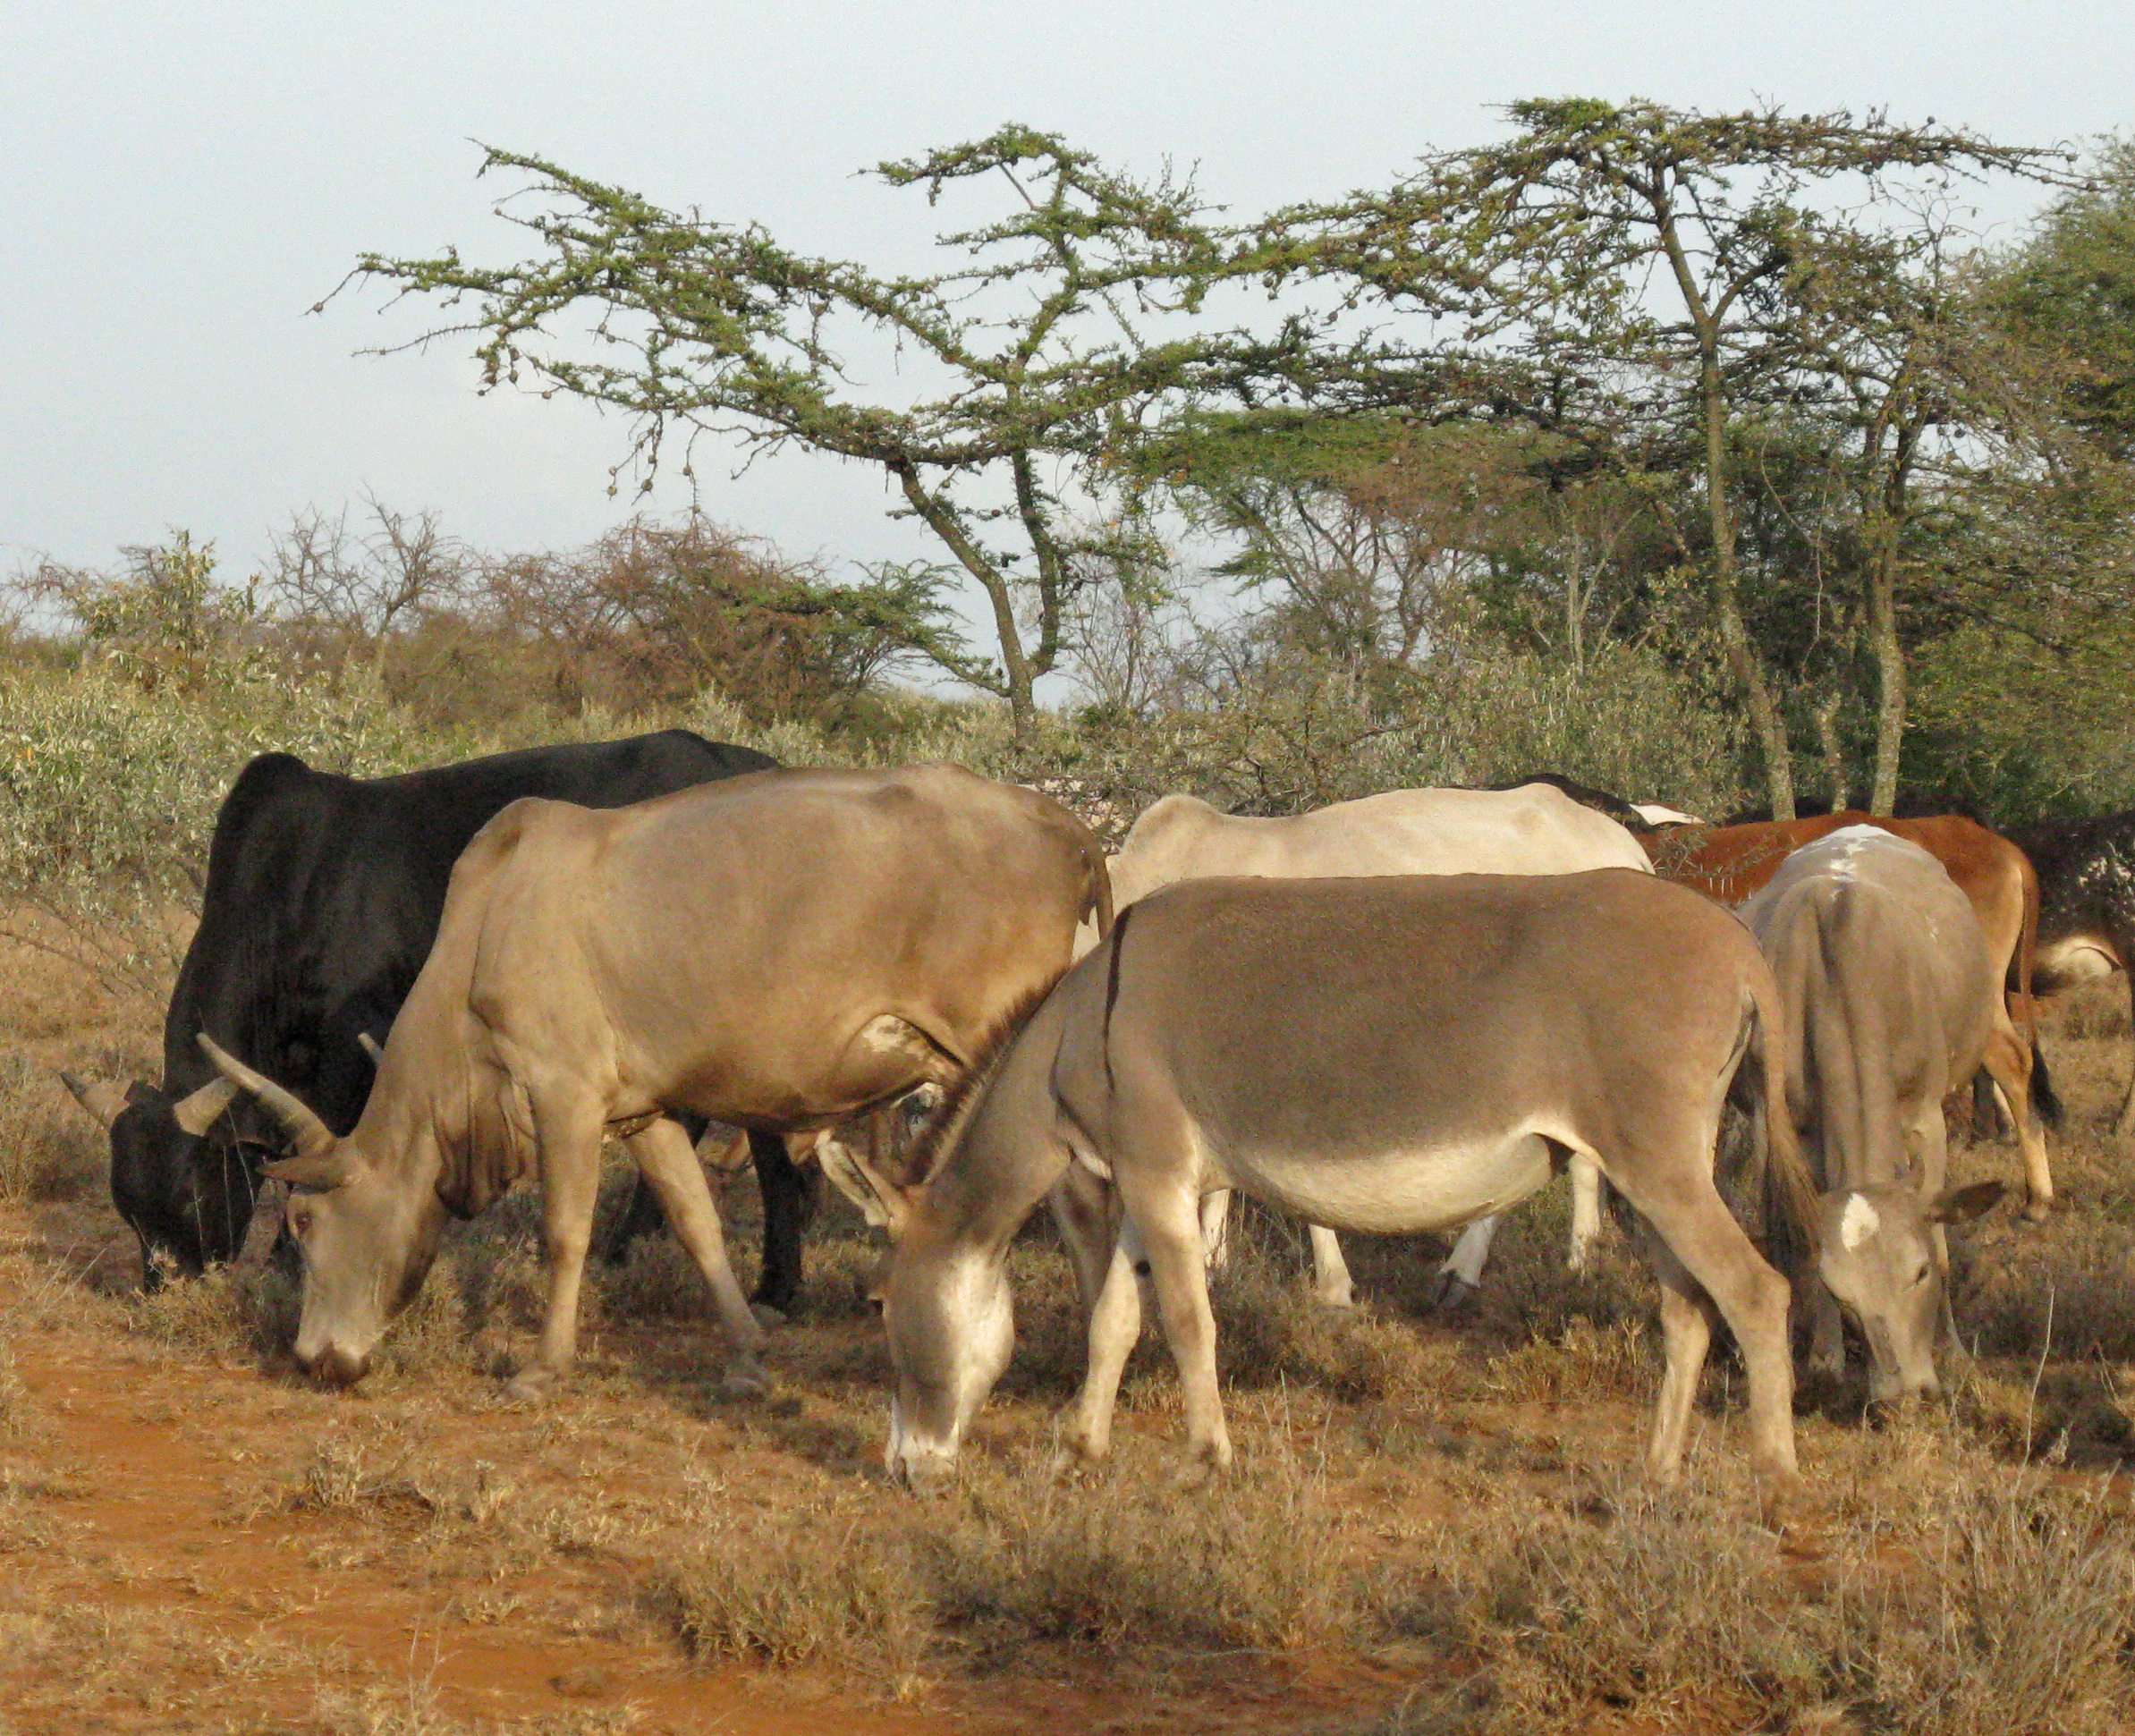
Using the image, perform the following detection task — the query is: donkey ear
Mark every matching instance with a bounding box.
[1928,1180,2007,1225]
[817,1133,919,1237]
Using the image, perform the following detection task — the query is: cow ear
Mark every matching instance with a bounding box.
[818,1134,919,1237]
[264,1152,359,1192]
[171,1076,240,1136]
[1928,1180,2006,1225]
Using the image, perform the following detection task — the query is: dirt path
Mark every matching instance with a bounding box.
[4,1327,972,1734]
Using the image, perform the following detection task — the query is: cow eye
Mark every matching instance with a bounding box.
[1910,1264,1932,1287]
[289,1205,314,1239]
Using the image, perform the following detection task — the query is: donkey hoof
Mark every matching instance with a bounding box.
[2021,1197,2053,1224]
[504,1368,556,1405]
[716,1362,772,1402]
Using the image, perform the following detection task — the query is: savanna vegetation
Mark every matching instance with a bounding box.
[3,101,2134,1734]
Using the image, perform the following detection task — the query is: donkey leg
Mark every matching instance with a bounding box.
[631,1117,770,1395]
[1122,1179,1233,1476]
[1614,1163,1797,1483]
[1640,1235,1720,1483]
[1061,1234,1145,1464]
[1046,1162,1120,1318]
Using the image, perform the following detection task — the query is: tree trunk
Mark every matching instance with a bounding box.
[1700,372,1794,819]
[1864,513,1905,816]
[892,462,1038,733]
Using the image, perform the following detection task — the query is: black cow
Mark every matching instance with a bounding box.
[58,732,818,1302]
[2011,810,2135,1136]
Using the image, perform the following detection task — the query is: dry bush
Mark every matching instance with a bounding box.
[927,1447,1350,1652]
[0,1054,104,1203]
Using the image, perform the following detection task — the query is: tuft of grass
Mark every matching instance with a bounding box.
[125,1261,300,1361]
[0,1340,28,1437]
[1479,1317,1656,1408]
[654,1518,930,1681]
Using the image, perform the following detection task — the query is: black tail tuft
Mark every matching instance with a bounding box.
[2030,1037,2065,1129]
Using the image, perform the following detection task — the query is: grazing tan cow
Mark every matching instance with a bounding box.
[199,766,1110,1400]
[1081,783,1648,1308]
[849,871,1814,1488]
[1736,828,2009,1401]
[1645,810,2049,1215]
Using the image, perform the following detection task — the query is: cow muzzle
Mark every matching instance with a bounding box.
[301,1344,372,1388]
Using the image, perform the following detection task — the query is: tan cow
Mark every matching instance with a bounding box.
[1736,828,2010,1401]
[854,870,1814,1487]
[1086,783,1651,1308]
[199,766,1110,1400]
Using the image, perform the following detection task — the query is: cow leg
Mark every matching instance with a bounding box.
[1567,1156,1603,1274]
[2117,963,2135,1140]
[1610,1157,1797,1484]
[750,1128,810,1321]
[1307,1224,1356,1308]
[1060,1233,1145,1465]
[1433,1214,1499,1308]
[509,1095,610,1403]
[1199,1189,1232,1271]
[629,1117,770,1396]
[602,1172,668,1265]
[1980,1019,2052,1220]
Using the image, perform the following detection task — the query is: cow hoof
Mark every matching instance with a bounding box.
[1431,1274,1478,1313]
[504,1368,556,1405]
[2021,1197,2053,1224]
[1314,1289,1358,1311]
[750,1302,790,1331]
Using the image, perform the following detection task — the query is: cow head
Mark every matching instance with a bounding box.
[59,1070,246,1286]
[197,1035,447,1386]
[1814,1178,2005,1403]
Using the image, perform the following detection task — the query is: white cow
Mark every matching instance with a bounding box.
[1082,783,1651,1308]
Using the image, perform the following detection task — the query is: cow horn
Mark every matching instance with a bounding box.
[170,1075,241,1137]
[195,1035,338,1163]
[58,1071,130,1130]
[357,1031,385,1065]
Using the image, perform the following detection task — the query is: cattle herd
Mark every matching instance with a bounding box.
[50,732,2135,1493]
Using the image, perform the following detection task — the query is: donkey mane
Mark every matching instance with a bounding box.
[908,978,1060,1181]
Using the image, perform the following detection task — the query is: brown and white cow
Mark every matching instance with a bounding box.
[1736,828,2010,1401]
[199,766,1110,1399]
[860,870,1814,1488]
[1644,810,2050,1215]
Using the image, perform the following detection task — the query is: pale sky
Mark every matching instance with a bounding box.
[4,1,2129,645]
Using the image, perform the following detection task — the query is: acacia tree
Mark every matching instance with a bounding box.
[337,128,1286,732]
[1271,99,2064,815]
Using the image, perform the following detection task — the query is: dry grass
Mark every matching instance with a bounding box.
[0,1053,104,1204]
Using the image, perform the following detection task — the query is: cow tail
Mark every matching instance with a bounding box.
[1086,837,1115,940]
[2014,853,2062,1127]
[1745,953,1821,1269]
[1101,901,1136,1091]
